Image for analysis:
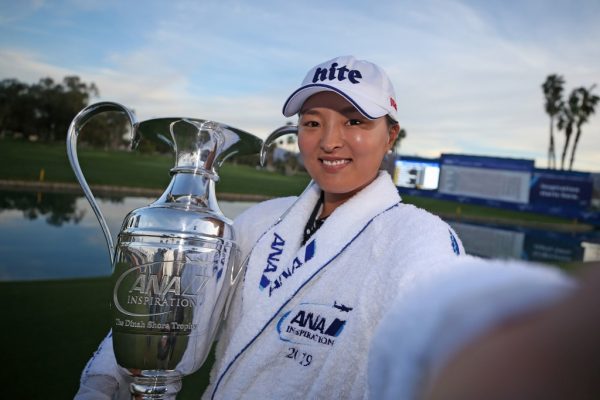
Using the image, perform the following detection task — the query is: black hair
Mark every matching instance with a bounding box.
[386,115,399,129]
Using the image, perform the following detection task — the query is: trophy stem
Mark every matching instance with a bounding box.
[158,173,208,205]
[129,370,182,399]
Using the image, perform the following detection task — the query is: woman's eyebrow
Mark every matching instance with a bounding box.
[300,106,362,117]
[300,109,320,116]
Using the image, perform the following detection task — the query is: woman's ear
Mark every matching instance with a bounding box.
[387,124,400,149]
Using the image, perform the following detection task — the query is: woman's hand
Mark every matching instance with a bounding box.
[424,262,600,400]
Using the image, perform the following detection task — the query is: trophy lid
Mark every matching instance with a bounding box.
[117,118,263,240]
[135,118,263,178]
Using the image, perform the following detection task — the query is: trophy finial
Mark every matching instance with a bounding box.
[169,119,222,181]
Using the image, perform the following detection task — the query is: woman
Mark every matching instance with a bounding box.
[201,55,464,399]
[76,55,464,399]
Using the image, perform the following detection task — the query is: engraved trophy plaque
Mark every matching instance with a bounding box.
[67,102,262,398]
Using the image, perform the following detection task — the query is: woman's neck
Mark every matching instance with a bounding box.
[321,194,349,218]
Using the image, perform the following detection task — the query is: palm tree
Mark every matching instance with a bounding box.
[542,74,565,169]
[568,85,599,170]
[557,90,578,170]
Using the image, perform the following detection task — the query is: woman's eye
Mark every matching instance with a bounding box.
[347,119,362,126]
[302,120,320,128]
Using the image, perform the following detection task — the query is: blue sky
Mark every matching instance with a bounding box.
[1,0,599,171]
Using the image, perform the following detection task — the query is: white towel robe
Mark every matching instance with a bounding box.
[205,171,464,399]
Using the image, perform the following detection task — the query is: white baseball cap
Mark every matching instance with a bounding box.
[282,55,399,122]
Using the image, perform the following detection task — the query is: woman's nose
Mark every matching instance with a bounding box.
[320,123,343,152]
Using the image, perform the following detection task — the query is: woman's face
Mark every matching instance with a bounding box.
[298,91,399,208]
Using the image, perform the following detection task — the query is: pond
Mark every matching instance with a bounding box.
[1,189,600,281]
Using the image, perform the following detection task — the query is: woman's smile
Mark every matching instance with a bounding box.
[320,157,351,169]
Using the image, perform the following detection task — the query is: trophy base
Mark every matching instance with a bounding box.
[128,369,182,400]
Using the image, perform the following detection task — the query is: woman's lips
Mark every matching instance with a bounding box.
[320,158,351,169]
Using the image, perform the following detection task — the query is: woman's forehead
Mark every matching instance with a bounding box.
[299,91,361,116]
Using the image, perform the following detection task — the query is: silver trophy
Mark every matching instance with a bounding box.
[67,102,262,398]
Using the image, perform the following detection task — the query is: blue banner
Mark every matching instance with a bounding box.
[530,170,593,208]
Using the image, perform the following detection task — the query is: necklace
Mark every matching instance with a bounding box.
[302,191,327,245]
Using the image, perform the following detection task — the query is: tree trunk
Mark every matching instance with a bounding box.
[548,118,555,169]
[569,124,583,171]
[560,124,572,170]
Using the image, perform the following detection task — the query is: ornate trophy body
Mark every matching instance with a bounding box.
[66,102,262,398]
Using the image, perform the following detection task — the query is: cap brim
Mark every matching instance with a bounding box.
[282,84,389,120]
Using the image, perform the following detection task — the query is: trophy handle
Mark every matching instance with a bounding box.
[66,102,138,265]
[259,125,298,167]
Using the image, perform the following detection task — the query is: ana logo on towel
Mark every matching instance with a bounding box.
[276,301,353,347]
[258,232,316,297]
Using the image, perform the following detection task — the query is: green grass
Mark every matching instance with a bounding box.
[0,276,212,399]
[402,195,577,225]
[0,138,311,197]
[1,277,111,398]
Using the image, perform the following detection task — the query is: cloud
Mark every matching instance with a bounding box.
[0,48,72,81]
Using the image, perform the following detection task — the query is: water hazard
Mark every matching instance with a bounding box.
[1,190,599,281]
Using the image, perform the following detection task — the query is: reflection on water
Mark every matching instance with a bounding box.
[448,221,600,263]
[0,190,254,281]
[1,190,599,281]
